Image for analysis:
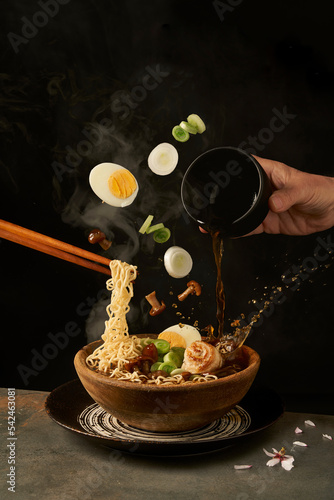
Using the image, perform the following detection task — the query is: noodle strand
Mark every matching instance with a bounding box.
[86,260,219,385]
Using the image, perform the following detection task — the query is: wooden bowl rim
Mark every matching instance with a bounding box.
[74,337,261,393]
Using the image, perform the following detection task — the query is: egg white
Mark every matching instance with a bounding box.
[89,162,139,207]
[161,324,201,347]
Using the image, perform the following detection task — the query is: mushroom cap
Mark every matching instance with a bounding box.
[186,280,202,296]
[88,229,107,244]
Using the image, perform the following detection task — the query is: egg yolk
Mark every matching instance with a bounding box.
[158,331,187,349]
[108,169,137,199]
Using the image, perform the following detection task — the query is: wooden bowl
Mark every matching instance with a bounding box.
[74,338,260,432]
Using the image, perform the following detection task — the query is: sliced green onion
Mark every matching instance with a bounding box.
[164,246,193,279]
[158,362,177,374]
[150,362,162,373]
[187,114,206,134]
[148,143,179,176]
[163,351,183,368]
[170,368,185,376]
[180,120,198,135]
[171,346,185,361]
[146,222,165,234]
[139,215,154,234]
[151,339,171,355]
[140,338,154,347]
[172,125,190,142]
[153,227,171,243]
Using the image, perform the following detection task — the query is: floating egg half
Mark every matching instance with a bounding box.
[159,323,201,347]
[89,162,139,207]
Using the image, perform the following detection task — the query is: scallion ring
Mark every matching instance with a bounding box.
[180,120,198,135]
[172,125,190,142]
[153,227,171,243]
[187,114,206,134]
[164,246,193,278]
[148,143,179,175]
[146,223,165,234]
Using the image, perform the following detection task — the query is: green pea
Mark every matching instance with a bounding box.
[151,339,170,355]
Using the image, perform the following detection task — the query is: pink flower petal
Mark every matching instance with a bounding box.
[304,420,316,427]
[322,434,333,441]
[234,465,253,470]
[293,441,308,447]
[281,457,295,471]
[266,458,280,467]
[263,448,275,457]
[295,427,303,434]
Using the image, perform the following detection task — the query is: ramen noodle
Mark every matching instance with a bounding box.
[86,260,142,373]
[86,260,241,385]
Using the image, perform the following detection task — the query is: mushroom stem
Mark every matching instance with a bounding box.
[98,238,112,250]
[145,291,166,316]
[178,280,202,301]
[178,287,193,301]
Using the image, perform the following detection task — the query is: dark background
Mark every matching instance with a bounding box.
[1,0,333,413]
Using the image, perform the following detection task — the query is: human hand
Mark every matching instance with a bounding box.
[246,156,334,236]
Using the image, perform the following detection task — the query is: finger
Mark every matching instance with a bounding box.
[253,155,291,190]
[269,181,307,213]
[269,193,286,212]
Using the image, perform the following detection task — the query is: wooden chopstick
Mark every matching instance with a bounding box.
[0,220,111,276]
[0,219,111,266]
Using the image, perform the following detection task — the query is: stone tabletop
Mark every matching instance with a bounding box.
[0,387,333,500]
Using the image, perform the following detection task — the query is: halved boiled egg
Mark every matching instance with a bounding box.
[89,162,139,207]
[158,330,187,348]
[159,323,201,348]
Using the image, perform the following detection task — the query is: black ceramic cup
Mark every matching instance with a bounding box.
[181,147,272,237]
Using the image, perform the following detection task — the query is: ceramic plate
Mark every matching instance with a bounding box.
[45,379,284,456]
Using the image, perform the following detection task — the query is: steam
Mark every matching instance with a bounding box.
[55,116,185,341]
[60,117,182,263]
[85,296,109,343]
[62,194,141,262]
